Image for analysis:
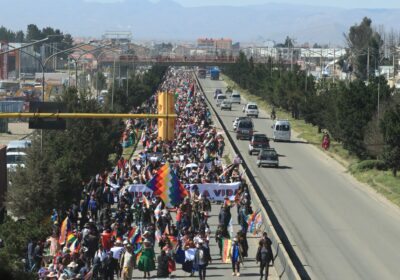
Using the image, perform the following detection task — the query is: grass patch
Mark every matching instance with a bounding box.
[108,130,142,166]
[351,169,400,206]
[222,74,400,207]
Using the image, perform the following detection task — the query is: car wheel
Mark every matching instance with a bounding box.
[257,164,261,168]
[236,136,239,140]
[248,150,252,155]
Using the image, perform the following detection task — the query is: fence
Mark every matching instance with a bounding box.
[0,101,26,123]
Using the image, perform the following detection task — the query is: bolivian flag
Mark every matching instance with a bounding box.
[221,238,232,263]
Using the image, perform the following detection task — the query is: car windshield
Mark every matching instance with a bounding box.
[248,105,257,109]
[239,121,253,128]
[232,94,240,98]
[218,95,226,100]
[7,154,25,164]
[261,151,277,159]
[276,124,290,131]
[254,136,268,142]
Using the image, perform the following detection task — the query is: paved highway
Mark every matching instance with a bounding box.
[199,77,400,280]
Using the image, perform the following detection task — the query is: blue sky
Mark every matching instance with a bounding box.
[87,0,400,9]
[85,0,400,9]
[170,0,400,9]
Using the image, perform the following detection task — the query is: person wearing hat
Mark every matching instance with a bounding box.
[46,271,58,279]
[121,243,135,280]
[230,237,243,277]
[138,239,155,278]
[110,238,124,278]
[194,239,211,280]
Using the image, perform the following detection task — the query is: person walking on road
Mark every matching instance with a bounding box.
[256,238,273,280]
[194,239,211,280]
[230,238,243,276]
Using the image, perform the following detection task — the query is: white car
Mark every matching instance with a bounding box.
[243,103,259,118]
[230,92,241,104]
[216,94,227,107]
[220,100,232,110]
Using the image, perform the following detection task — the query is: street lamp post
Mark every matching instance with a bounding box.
[41,41,95,101]
[95,48,124,111]
[68,43,113,90]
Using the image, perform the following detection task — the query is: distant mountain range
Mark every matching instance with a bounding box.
[2,0,400,45]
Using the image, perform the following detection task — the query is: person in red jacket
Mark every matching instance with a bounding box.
[101,229,113,251]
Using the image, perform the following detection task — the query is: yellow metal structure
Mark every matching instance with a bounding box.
[0,113,176,119]
[157,91,176,141]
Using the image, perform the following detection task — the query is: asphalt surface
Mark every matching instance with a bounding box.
[199,77,400,280]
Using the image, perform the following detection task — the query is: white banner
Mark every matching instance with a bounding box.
[124,182,241,202]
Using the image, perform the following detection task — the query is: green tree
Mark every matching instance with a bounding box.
[346,17,383,80]
[380,104,400,176]
[8,87,122,215]
[15,31,24,43]
[26,24,43,42]
[93,72,106,91]
[0,210,52,280]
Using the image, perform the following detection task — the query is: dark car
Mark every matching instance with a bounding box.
[248,134,270,155]
[236,118,254,140]
[257,148,279,167]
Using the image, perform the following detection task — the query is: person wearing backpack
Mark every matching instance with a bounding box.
[194,239,211,280]
[256,239,274,280]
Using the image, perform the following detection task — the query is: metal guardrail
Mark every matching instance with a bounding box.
[195,73,309,280]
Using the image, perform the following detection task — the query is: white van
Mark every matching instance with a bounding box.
[243,103,259,118]
[272,120,291,141]
[216,94,227,107]
[7,151,27,171]
[231,92,241,104]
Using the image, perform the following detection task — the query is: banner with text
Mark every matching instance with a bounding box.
[124,182,241,201]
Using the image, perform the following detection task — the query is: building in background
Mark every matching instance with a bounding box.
[0,42,40,80]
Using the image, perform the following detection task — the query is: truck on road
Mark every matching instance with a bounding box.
[210,67,220,80]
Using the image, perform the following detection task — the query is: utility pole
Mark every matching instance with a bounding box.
[126,67,129,98]
[367,47,370,79]
[333,48,336,83]
[377,81,380,121]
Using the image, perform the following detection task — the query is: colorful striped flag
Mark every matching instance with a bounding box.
[131,228,142,245]
[134,244,142,265]
[66,232,76,244]
[128,226,137,243]
[69,239,80,255]
[247,210,261,234]
[221,238,232,263]
[58,217,70,245]
[146,162,188,207]
[253,212,263,235]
